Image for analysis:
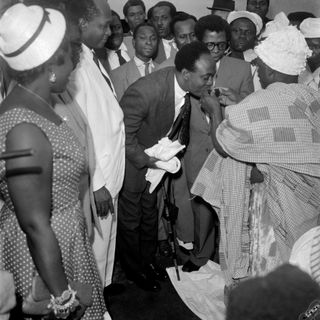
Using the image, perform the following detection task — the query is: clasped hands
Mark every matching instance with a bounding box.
[200,87,241,115]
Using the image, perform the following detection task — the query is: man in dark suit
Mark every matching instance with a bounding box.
[149,1,178,64]
[118,41,216,291]
[110,22,159,99]
[122,0,146,58]
[246,0,271,26]
[182,14,254,272]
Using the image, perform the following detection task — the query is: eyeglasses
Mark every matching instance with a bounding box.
[204,41,227,51]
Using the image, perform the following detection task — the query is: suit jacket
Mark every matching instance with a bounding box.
[156,52,176,70]
[185,56,254,186]
[122,35,135,59]
[215,56,254,100]
[110,59,158,100]
[120,67,176,192]
[154,39,177,65]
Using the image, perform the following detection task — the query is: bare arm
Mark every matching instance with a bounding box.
[5,123,68,297]
[200,93,229,158]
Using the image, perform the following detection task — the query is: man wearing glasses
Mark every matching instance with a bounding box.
[182,14,254,273]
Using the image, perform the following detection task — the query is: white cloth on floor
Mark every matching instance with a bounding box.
[145,138,185,193]
[166,261,225,320]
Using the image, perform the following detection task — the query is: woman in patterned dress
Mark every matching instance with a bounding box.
[0,3,107,319]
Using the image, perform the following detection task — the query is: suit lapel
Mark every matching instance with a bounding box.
[154,40,167,64]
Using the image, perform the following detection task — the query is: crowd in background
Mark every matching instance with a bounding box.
[0,0,319,319]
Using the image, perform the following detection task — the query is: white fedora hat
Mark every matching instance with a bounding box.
[227,10,263,35]
[0,3,66,71]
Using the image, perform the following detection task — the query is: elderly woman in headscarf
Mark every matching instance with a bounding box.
[0,3,107,319]
[191,26,320,288]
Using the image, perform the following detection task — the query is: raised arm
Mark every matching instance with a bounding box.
[200,93,229,158]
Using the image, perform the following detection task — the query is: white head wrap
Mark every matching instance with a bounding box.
[260,12,290,38]
[254,26,312,75]
[300,18,320,38]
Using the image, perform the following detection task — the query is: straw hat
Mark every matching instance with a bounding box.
[227,11,263,35]
[300,18,320,38]
[0,3,66,71]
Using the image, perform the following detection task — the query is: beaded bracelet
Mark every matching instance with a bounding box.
[48,285,80,319]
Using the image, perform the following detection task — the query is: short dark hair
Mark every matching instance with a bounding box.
[226,264,320,320]
[175,41,210,72]
[123,0,146,17]
[133,22,158,39]
[66,0,100,22]
[150,1,177,19]
[111,10,121,21]
[288,11,315,24]
[247,0,269,5]
[170,12,197,35]
[195,14,231,42]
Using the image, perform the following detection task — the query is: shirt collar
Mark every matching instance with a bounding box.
[107,42,128,55]
[134,56,153,68]
[174,74,188,98]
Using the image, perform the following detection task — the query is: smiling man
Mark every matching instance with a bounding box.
[66,0,126,299]
[104,10,131,70]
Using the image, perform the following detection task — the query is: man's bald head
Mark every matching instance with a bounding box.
[80,0,112,49]
[93,0,110,17]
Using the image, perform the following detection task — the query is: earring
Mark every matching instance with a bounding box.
[49,71,56,84]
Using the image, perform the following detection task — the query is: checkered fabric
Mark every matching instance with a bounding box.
[311,229,320,285]
[191,82,320,285]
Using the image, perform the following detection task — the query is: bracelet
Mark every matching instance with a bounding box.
[48,285,80,319]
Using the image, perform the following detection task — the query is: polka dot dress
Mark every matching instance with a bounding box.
[0,107,106,319]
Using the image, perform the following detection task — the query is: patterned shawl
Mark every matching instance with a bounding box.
[192,82,320,284]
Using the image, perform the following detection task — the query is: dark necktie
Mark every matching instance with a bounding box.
[115,49,127,66]
[92,51,114,93]
[168,93,191,147]
[144,62,150,75]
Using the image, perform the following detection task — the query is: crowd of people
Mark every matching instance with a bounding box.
[0,0,319,319]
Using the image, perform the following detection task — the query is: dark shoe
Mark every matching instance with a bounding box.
[146,263,168,281]
[158,239,171,257]
[182,260,201,273]
[103,283,126,297]
[128,272,161,292]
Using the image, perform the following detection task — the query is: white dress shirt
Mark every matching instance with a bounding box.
[107,42,131,70]
[68,44,125,198]
[162,38,176,59]
[174,75,188,120]
[133,56,155,76]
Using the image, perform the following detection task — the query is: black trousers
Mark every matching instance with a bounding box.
[117,186,158,276]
